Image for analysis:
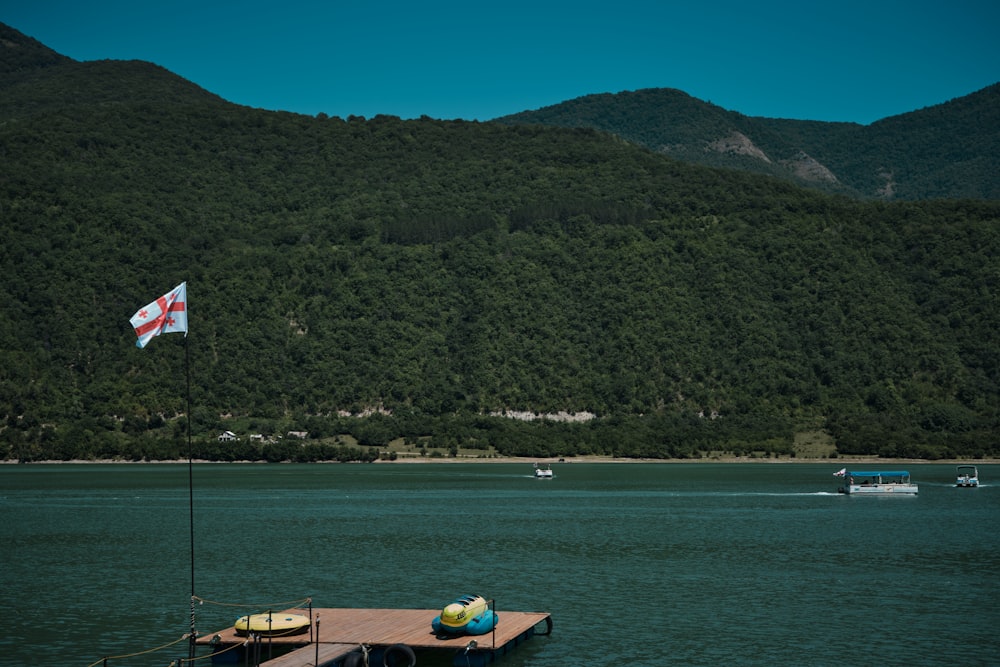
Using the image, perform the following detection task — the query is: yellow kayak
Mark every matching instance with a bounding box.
[234,612,311,637]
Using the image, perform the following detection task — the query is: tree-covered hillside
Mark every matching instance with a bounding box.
[496,85,1000,201]
[1,24,998,462]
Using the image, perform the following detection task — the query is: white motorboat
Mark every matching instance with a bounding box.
[955,465,979,487]
[533,463,553,479]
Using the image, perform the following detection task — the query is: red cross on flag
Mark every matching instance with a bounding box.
[130,282,188,348]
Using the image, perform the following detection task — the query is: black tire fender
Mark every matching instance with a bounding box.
[383,642,416,667]
[342,650,365,667]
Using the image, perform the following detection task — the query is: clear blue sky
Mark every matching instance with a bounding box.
[5,0,998,124]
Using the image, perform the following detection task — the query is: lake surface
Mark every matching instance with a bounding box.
[2,462,998,666]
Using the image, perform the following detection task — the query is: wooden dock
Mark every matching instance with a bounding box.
[197,606,552,666]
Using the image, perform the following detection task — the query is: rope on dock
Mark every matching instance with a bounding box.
[193,595,313,610]
[245,625,313,638]
[175,639,247,664]
[85,633,190,667]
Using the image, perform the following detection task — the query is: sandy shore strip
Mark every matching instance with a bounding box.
[6,456,999,465]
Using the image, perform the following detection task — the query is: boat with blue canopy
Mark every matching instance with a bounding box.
[835,470,918,495]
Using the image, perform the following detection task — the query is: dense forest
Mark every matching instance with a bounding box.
[497,84,1000,200]
[1,23,998,462]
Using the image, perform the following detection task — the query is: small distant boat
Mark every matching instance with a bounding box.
[234,612,311,637]
[432,594,498,636]
[533,463,553,479]
[956,465,979,487]
[835,469,918,495]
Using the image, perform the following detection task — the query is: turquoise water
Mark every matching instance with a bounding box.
[2,463,998,666]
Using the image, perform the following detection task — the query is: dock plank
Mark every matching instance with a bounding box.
[258,642,356,667]
[198,607,551,666]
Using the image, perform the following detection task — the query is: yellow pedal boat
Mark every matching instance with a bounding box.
[234,612,311,637]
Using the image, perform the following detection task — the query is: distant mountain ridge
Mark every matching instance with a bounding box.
[0,22,70,74]
[0,24,227,119]
[495,85,1000,200]
[5,22,996,202]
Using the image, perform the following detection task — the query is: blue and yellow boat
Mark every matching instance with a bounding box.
[431,595,498,636]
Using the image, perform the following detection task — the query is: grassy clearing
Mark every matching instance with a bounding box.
[792,430,837,459]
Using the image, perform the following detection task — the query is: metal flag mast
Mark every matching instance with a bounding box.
[127,282,196,660]
[186,334,196,660]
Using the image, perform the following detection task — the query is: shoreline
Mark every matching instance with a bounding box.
[4,456,999,465]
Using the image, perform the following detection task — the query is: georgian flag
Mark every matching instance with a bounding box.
[130,282,188,348]
[833,468,847,477]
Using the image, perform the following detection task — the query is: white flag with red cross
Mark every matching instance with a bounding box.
[130,282,188,348]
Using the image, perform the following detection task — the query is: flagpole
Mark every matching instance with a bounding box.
[186,334,196,659]
[129,283,195,659]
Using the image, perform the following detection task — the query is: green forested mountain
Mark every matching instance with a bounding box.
[496,85,1000,201]
[1,24,998,462]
